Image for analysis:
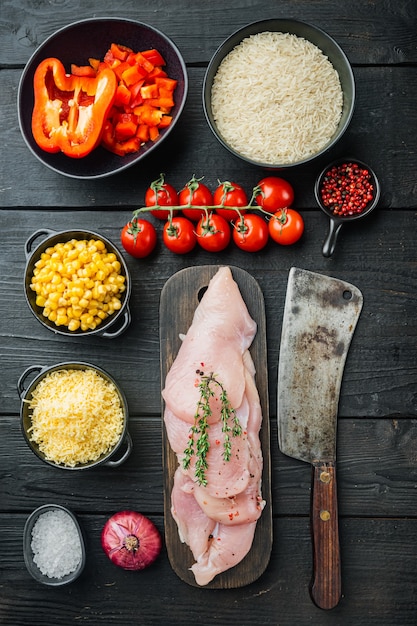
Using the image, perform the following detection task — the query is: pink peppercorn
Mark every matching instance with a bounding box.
[320,161,374,217]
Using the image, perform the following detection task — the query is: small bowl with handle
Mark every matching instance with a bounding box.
[314,157,381,257]
[18,361,133,470]
[24,228,131,338]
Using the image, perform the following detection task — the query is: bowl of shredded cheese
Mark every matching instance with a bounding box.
[24,228,131,338]
[18,362,132,470]
[23,504,86,585]
[203,19,355,168]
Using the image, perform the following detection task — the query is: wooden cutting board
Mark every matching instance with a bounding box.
[160,265,272,588]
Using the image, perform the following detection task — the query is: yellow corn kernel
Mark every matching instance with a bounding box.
[56,314,68,326]
[80,313,94,325]
[69,285,84,299]
[71,306,83,319]
[35,295,46,307]
[45,300,58,311]
[68,319,81,331]
[48,310,57,322]
[66,247,79,259]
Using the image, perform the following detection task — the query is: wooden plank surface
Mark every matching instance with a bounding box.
[2,67,417,209]
[1,209,415,417]
[0,0,416,623]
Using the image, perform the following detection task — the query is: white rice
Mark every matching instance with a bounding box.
[211,31,344,164]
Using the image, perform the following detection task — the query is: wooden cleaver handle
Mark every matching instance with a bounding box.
[310,461,341,610]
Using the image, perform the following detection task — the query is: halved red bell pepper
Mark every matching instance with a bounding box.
[31,57,117,158]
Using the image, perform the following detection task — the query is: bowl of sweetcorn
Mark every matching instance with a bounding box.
[24,229,131,338]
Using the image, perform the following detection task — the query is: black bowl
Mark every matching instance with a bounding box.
[315,158,381,256]
[203,19,355,169]
[24,228,131,338]
[18,362,132,470]
[18,17,188,179]
[23,504,86,585]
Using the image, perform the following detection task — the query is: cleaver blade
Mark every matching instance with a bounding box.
[277,267,363,610]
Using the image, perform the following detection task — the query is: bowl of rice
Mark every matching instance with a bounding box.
[203,19,355,168]
[18,362,132,470]
[23,504,86,585]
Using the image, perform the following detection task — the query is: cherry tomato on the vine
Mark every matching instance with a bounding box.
[196,213,231,252]
[232,213,269,252]
[163,216,197,254]
[121,219,157,258]
[268,208,304,245]
[255,176,295,213]
[213,180,248,222]
[145,173,179,220]
[179,175,213,221]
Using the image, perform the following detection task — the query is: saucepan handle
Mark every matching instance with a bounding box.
[24,229,56,258]
[310,460,341,610]
[100,307,131,339]
[322,218,343,258]
[104,431,133,468]
[17,365,47,399]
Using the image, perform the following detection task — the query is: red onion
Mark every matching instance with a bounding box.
[101,511,162,570]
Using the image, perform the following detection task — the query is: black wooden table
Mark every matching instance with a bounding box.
[1,1,416,624]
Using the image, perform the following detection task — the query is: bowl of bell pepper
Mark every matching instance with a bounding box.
[18,18,188,179]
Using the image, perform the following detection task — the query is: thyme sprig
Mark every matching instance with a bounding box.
[182,371,242,486]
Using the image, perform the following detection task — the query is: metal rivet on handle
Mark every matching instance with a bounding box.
[320,471,331,483]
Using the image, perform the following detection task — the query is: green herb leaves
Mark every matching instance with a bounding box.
[182,372,242,486]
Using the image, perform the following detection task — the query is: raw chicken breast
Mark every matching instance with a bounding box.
[164,405,252,498]
[171,469,216,561]
[162,266,257,424]
[191,521,258,587]
[163,266,265,585]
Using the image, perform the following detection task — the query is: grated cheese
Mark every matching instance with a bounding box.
[26,368,124,467]
[211,31,344,165]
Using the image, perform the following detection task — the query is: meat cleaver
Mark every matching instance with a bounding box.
[277,267,363,610]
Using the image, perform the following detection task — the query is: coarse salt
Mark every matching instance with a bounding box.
[31,509,82,579]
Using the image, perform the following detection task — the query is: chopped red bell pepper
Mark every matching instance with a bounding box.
[31,57,117,158]
[114,115,138,141]
[114,83,131,108]
[121,64,148,86]
[110,43,130,61]
[99,42,178,156]
[71,64,97,77]
[141,49,166,66]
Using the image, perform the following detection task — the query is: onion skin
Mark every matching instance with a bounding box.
[101,511,162,570]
